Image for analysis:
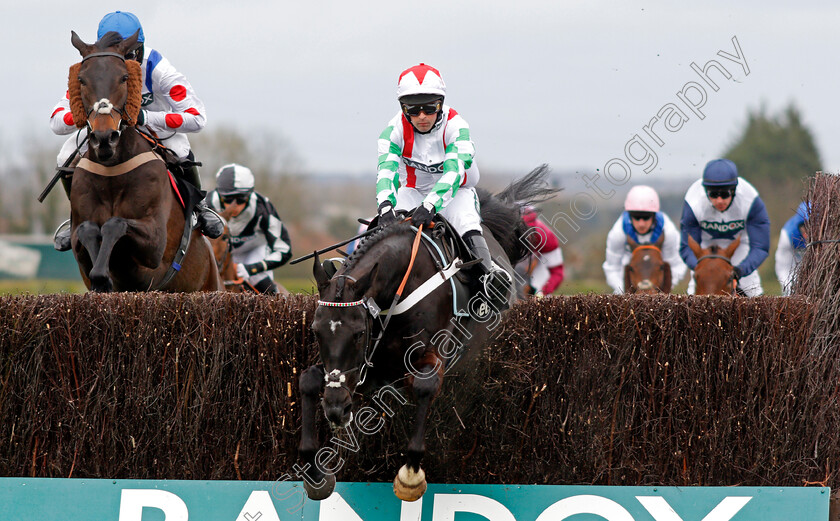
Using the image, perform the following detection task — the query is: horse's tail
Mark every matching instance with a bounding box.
[477,164,561,264]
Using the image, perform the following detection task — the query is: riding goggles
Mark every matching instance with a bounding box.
[401,100,442,117]
[220,194,250,205]
[706,188,734,199]
[628,211,655,221]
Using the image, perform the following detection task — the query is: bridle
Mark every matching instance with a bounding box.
[629,244,663,292]
[80,51,131,133]
[695,253,736,295]
[315,224,426,390]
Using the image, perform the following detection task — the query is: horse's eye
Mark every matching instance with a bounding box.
[121,75,129,83]
[78,76,86,86]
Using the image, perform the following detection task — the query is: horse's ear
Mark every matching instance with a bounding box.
[686,235,703,258]
[116,30,141,56]
[723,235,742,259]
[626,236,640,251]
[312,252,331,295]
[654,232,665,249]
[661,262,672,293]
[623,265,632,294]
[71,31,93,57]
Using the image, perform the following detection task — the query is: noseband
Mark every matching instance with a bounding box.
[696,253,736,295]
[81,52,130,131]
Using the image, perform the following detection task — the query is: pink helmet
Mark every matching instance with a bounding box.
[397,63,446,101]
[624,185,660,212]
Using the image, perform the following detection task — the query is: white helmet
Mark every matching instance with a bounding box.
[397,63,446,101]
[624,185,660,213]
[215,163,255,196]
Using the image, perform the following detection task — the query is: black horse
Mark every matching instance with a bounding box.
[299,166,556,501]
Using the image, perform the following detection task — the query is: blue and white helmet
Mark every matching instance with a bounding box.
[702,159,739,187]
[215,164,255,196]
[98,11,144,42]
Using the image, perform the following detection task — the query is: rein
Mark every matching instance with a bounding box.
[317,224,427,387]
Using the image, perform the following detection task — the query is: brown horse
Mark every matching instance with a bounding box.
[67,30,221,292]
[208,205,289,294]
[624,233,671,294]
[687,235,741,295]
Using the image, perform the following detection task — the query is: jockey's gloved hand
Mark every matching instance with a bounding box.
[411,202,436,228]
[244,262,265,276]
[732,265,743,280]
[235,263,249,280]
[136,109,146,126]
[378,201,398,226]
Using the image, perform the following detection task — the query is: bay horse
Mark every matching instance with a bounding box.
[208,205,288,294]
[67,30,221,292]
[624,233,671,294]
[299,166,555,502]
[686,235,741,295]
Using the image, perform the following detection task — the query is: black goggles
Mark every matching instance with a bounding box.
[628,212,655,221]
[220,193,250,205]
[706,188,734,199]
[401,101,442,117]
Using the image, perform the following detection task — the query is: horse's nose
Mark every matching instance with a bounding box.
[90,130,121,154]
[322,391,353,429]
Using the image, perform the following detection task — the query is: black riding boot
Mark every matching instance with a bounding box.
[253,277,279,295]
[178,162,224,239]
[53,176,74,251]
[464,232,512,310]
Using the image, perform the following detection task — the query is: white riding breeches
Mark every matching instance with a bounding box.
[394,186,482,236]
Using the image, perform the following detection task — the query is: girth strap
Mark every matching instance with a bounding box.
[77,151,163,177]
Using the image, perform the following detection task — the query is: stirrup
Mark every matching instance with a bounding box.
[481,265,513,306]
[195,203,225,238]
[53,219,72,252]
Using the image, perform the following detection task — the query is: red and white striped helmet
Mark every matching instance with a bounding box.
[624,185,660,212]
[397,63,446,101]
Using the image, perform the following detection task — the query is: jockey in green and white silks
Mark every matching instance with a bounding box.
[376,63,511,307]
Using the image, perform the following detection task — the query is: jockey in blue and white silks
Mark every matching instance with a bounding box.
[49,11,222,251]
[603,185,686,294]
[680,159,771,296]
[775,201,809,296]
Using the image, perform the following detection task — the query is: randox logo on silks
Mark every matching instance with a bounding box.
[402,157,444,174]
[700,220,746,234]
[141,92,154,106]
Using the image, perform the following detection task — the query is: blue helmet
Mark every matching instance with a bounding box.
[97,11,144,42]
[702,159,739,187]
[796,201,810,221]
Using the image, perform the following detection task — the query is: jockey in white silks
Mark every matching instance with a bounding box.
[49,10,222,251]
[603,185,687,294]
[375,63,511,307]
[679,159,771,296]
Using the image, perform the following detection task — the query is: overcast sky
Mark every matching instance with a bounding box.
[3,1,839,188]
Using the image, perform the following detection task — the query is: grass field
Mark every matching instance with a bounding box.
[0,277,783,296]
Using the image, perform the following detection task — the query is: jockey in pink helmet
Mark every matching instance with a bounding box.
[375,63,512,307]
[518,207,564,296]
[602,185,687,293]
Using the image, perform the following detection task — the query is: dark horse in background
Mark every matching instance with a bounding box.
[67,30,220,292]
[624,233,672,294]
[299,166,557,502]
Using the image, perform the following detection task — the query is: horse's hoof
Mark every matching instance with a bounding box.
[393,465,426,502]
[303,472,336,501]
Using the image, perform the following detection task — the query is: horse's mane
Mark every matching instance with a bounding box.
[479,164,560,264]
[96,31,127,49]
[335,222,413,299]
